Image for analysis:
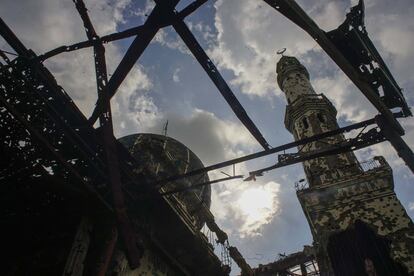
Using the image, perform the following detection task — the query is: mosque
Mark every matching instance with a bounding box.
[1,0,414,275]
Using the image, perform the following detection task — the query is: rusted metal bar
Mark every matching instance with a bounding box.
[159,175,243,195]
[376,115,414,174]
[246,127,385,179]
[38,25,146,61]
[326,0,410,117]
[228,246,254,276]
[95,226,118,276]
[156,115,386,186]
[172,19,270,150]
[254,247,315,275]
[74,0,141,268]
[88,1,181,125]
[262,0,404,135]
[0,49,12,63]
[0,18,29,56]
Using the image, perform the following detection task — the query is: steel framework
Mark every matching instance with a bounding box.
[0,0,413,274]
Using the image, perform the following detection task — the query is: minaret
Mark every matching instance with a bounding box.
[277,55,360,187]
[277,56,414,276]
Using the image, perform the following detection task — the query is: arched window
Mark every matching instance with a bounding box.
[302,117,309,129]
[317,113,326,123]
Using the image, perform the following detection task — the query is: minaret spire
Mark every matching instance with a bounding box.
[277,56,361,187]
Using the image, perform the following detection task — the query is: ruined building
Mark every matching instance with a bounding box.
[0,40,250,275]
[276,56,414,275]
[2,0,414,275]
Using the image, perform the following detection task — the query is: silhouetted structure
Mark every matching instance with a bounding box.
[1,0,413,275]
[278,56,414,276]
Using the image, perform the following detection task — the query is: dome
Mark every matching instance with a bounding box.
[118,133,211,229]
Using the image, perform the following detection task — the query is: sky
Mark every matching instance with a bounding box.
[1,0,414,273]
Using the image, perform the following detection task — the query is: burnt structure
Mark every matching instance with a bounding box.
[277,55,414,276]
[0,6,254,275]
[254,246,319,276]
[1,0,414,275]
[0,51,234,274]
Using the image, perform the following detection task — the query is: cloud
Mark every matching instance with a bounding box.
[1,0,280,241]
[131,0,155,24]
[172,68,181,83]
[112,65,158,135]
[208,0,315,98]
[153,28,191,55]
[122,106,281,238]
[0,0,159,137]
[312,70,376,122]
[206,0,355,99]
[210,179,282,238]
[2,0,413,271]
[235,181,281,237]
[142,108,258,164]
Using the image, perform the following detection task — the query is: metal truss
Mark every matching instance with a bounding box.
[3,0,410,166]
[0,0,413,274]
[155,113,401,186]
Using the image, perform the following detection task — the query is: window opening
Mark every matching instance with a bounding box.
[302,117,309,129]
[317,113,326,123]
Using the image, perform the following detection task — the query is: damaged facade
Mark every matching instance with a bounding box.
[1,0,414,275]
[277,56,414,276]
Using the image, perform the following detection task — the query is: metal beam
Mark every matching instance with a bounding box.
[377,116,414,174]
[74,0,141,268]
[173,19,270,150]
[159,175,243,195]
[88,1,180,124]
[39,25,146,61]
[0,18,29,56]
[156,115,390,186]
[247,127,385,179]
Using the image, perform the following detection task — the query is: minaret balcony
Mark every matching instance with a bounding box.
[295,156,392,193]
[284,94,337,133]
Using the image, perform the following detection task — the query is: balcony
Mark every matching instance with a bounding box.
[295,156,390,191]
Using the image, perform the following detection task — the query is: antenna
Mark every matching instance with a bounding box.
[163,120,168,136]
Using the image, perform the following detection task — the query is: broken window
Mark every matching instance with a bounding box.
[317,113,326,123]
[302,117,309,129]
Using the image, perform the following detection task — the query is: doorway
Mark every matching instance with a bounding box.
[327,220,408,276]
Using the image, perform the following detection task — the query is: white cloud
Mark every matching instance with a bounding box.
[112,65,158,135]
[211,179,281,238]
[147,108,258,164]
[209,0,315,98]
[132,0,155,24]
[0,0,160,137]
[310,1,347,31]
[3,0,413,266]
[236,181,281,237]
[312,72,376,123]
[153,28,191,55]
[172,68,181,83]
[126,106,281,238]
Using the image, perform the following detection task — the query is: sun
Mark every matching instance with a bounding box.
[236,184,279,236]
[238,188,273,219]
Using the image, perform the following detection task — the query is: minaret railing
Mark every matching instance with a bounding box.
[295,156,390,192]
